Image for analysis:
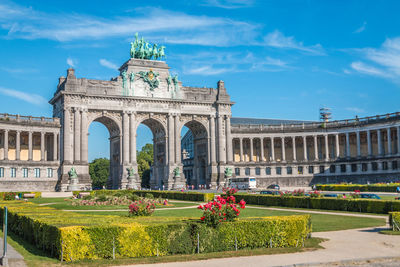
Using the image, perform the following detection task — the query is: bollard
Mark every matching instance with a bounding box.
[1,207,8,266]
[197,233,200,254]
[112,237,115,260]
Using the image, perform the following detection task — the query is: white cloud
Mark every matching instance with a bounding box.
[200,0,255,9]
[345,107,365,113]
[184,65,234,75]
[350,61,390,78]
[353,21,367,34]
[0,87,47,105]
[0,3,257,47]
[263,56,288,67]
[263,30,325,55]
[66,57,75,68]
[99,59,118,70]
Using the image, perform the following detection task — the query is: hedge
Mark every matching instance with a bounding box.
[390,212,400,231]
[0,201,310,262]
[0,191,41,200]
[316,183,400,192]
[236,194,400,214]
[73,190,215,202]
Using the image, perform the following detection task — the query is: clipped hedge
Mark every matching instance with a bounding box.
[237,194,400,214]
[0,191,41,200]
[390,212,400,231]
[316,183,400,192]
[0,201,310,262]
[74,190,215,202]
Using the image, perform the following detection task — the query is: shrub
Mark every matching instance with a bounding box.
[128,199,156,216]
[145,193,154,199]
[390,212,400,231]
[316,183,400,192]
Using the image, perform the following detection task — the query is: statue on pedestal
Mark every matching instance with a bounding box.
[173,167,181,178]
[67,167,80,191]
[126,167,137,189]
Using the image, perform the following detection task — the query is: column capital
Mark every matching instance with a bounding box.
[72,107,81,113]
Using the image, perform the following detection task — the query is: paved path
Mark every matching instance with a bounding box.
[0,237,26,267]
[63,205,199,212]
[122,226,400,267]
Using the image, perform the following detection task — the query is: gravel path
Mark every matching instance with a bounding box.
[0,237,26,267]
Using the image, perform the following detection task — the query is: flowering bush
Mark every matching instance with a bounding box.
[350,190,361,199]
[280,191,293,197]
[309,190,321,198]
[198,187,245,227]
[128,199,156,216]
[3,192,17,201]
[292,189,305,196]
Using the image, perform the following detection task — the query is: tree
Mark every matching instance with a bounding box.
[137,143,153,188]
[89,158,110,188]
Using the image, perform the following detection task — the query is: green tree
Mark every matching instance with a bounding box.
[89,158,110,188]
[137,143,153,188]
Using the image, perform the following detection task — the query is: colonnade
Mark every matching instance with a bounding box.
[233,126,400,163]
[1,129,58,162]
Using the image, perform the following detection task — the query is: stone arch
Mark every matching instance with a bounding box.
[180,119,209,188]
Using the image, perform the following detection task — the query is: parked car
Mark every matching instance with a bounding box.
[360,193,381,199]
[260,190,281,195]
[267,184,280,190]
[323,193,338,198]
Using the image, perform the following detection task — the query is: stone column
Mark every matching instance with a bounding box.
[16,131,20,160]
[303,136,307,160]
[397,126,400,155]
[40,132,45,161]
[292,136,297,161]
[175,115,181,164]
[281,137,286,161]
[335,134,340,158]
[325,135,329,160]
[387,128,392,155]
[168,114,175,164]
[367,130,372,156]
[314,135,318,160]
[209,115,216,164]
[81,109,88,163]
[129,113,136,163]
[53,133,58,161]
[217,115,226,163]
[345,132,350,158]
[377,129,382,156]
[63,108,72,164]
[249,138,254,162]
[122,112,129,165]
[28,131,32,161]
[3,130,8,160]
[73,108,81,162]
[356,131,361,157]
[271,137,275,161]
[239,138,243,162]
[226,116,233,163]
[260,138,264,162]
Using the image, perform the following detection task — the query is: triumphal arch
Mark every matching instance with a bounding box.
[49,35,234,190]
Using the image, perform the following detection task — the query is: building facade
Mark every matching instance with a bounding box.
[1,42,400,191]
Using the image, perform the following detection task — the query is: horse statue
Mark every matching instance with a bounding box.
[152,44,159,59]
[158,46,166,59]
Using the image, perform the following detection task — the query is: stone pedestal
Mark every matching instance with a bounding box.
[67,176,80,191]
[126,174,140,189]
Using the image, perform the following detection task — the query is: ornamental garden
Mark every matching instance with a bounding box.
[0,187,399,265]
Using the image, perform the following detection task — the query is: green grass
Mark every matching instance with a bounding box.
[1,227,325,267]
[380,230,400,235]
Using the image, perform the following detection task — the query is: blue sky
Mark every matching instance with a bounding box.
[1,0,400,161]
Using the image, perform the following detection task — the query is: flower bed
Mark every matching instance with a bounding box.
[0,201,311,262]
[316,183,400,192]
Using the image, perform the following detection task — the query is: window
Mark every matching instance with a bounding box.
[340,164,346,173]
[255,167,260,175]
[308,166,314,174]
[330,165,336,173]
[319,165,325,173]
[382,162,388,170]
[0,168,3,178]
[362,163,368,172]
[392,161,398,170]
[235,168,240,176]
[276,167,282,175]
[351,164,357,172]
[372,162,378,171]
[287,166,292,175]
[298,166,303,174]
[47,168,53,178]
[34,168,40,178]
[23,168,28,178]
[265,167,271,175]
[10,168,16,178]
[245,168,250,176]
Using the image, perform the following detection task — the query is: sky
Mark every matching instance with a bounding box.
[1,0,400,161]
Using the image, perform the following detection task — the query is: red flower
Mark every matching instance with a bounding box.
[200,216,205,221]
[198,205,203,209]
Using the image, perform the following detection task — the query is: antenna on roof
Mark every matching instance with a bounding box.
[319,107,331,122]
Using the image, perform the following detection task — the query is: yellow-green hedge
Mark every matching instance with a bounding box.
[316,183,400,192]
[390,212,400,231]
[0,201,310,262]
